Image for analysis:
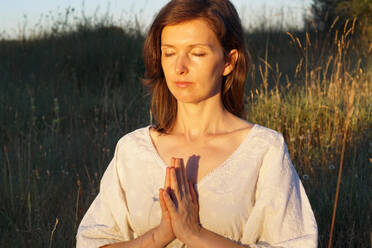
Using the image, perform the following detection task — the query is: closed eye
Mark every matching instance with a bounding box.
[192,53,206,57]
[163,52,175,57]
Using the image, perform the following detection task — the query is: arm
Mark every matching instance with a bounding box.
[102,166,177,248]
[101,227,168,248]
[77,139,175,248]
[76,146,133,247]
[183,135,317,248]
[187,227,251,248]
[239,134,318,248]
[162,136,317,248]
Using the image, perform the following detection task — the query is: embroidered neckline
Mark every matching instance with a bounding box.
[145,124,258,188]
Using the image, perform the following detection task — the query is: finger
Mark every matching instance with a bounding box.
[165,158,175,189]
[168,157,176,188]
[170,167,181,200]
[171,157,176,166]
[162,188,177,214]
[165,167,170,189]
[189,181,198,205]
[180,159,189,195]
[175,158,185,194]
[164,167,167,188]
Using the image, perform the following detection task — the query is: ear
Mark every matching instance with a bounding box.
[222,49,238,76]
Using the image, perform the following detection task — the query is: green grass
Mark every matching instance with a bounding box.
[0,13,371,248]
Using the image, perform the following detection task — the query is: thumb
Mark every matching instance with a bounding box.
[159,189,168,213]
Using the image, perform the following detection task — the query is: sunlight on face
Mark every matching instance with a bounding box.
[161,18,230,104]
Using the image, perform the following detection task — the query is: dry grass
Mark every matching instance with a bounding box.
[0,12,371,247]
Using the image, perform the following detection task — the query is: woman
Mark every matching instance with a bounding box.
[76,0,318,247]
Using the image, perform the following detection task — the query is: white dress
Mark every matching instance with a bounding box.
[76,124,318,247]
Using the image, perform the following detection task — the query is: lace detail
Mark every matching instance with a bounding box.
[145,124,258,187]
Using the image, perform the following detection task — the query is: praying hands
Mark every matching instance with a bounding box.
[156,158,249,248]
[158,158,201,245]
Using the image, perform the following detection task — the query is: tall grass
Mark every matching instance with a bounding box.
[0,10,371,248]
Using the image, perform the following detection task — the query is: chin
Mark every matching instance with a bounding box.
[175,95,202,104]
[170,87,219,104]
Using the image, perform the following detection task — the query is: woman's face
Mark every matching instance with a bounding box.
[161,18,233,104]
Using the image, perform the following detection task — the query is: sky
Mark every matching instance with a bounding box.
[0,0,313,38]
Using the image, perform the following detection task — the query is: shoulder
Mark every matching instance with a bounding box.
[236,124,288,164]
[252,126,295,180]
[252,124,286,150]
[115,125,151,151]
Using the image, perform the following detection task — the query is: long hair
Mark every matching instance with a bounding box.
[142,0,251,133]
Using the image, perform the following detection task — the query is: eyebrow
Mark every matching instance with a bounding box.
[161,43,212,48]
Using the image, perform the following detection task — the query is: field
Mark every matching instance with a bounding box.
[0,11,371,247]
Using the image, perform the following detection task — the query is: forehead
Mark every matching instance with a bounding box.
[161,18,220,47]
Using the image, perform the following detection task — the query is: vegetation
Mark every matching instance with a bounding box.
[0,8,371,248]
[309,0,372,47]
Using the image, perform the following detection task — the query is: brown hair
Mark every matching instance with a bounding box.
[142,0,250,133]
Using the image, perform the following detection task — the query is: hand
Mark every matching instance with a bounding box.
[161,158,201,244]
[156,159,176,244]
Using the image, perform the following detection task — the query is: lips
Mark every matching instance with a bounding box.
[175,81,193,88]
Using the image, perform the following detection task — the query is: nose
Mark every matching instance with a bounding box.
[175,54,189,75]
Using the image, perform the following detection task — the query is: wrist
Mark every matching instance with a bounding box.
[182,225,203,247]
[153,226,173,247]
[184,227,245,248]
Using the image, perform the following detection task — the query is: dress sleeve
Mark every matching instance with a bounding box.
[76,139,135,248]
[240,134,318,248]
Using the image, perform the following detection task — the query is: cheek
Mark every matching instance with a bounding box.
[199,60,225,84]
[161,61,176,93]
[200,53,224,73]
[161,59,173,79]
[160,58,166,74]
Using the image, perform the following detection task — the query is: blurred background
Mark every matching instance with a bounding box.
[0,0,371,247]
[1,0,313,38]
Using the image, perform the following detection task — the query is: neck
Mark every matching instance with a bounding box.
[172,93,232,141]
